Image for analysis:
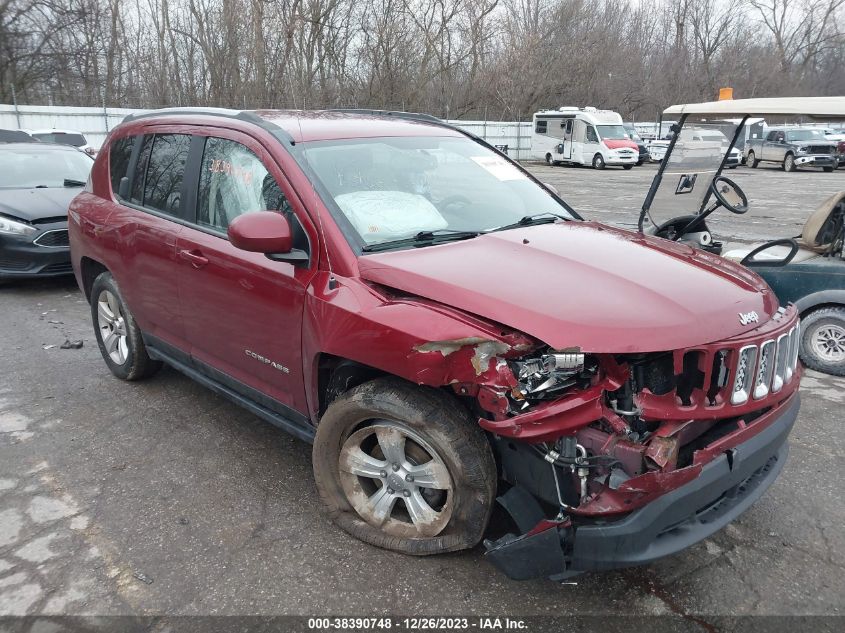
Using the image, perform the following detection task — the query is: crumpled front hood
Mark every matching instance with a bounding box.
[357,222,778,353]
[0,188,76,222]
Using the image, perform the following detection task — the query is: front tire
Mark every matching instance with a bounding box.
[747,151,759,168]
[784,153,797,172]
[799,308,845,376]
[90,272,161,381]
[823,166,834,172]
[592,153,606,170]
[623,165,633,170]
[313,377,496,555]
[545,153,553,166]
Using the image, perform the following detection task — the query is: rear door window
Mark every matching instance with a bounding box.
[109,136,134,197]
[129,134,190,215]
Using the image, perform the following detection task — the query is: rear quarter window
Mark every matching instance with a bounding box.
[109,136,134,198]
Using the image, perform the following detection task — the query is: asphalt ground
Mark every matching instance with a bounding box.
[0,163,843,628]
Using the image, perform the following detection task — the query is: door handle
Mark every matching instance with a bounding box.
[178,249,209,269]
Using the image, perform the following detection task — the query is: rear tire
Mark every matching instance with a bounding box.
[90,272,162,381]
[823,166,834,172]
[592,154,606,170]
[784,153,797,172]
[313,377,497,555]
[747,151,759,168]
[799,308,845,376]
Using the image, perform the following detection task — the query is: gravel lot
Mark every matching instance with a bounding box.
[1,163,843,626]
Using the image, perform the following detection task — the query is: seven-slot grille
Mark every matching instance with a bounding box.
[637,310,801,419]
[33,229,70,247]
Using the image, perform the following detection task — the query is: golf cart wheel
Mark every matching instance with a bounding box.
[823,166,834,172]
[799,307,845,376]
[784,153,797,172]
[312,377,497,555]
[747,151,759,168]
[90,272,162,381]
[592,154,606,170]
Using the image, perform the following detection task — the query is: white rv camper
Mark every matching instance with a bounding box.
[532,107,639,169]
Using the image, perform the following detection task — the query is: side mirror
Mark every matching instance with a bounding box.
[556,143,564,154]
[228,211,308,263]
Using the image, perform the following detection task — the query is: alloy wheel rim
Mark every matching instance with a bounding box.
[338,421,453,538]
[811,323,845,362]
[96,290,129,365]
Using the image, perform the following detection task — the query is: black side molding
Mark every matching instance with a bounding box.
[144,336,316,444]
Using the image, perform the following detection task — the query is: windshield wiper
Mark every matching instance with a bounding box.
[63,179,86,187]
[487,212,567,233]
[361,229,480,253]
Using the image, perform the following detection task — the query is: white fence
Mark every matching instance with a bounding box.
[1,104,142,149]
[1,104,534,159]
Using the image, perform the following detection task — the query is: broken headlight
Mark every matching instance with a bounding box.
[511,351,596,399]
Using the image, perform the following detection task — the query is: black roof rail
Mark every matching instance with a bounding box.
[120,108,296,145]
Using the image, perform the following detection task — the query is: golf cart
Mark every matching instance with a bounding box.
[639,97,845,376]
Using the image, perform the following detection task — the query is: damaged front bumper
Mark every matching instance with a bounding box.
[484,392,799,580]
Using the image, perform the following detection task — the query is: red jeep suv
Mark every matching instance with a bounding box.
[69,108,801,580]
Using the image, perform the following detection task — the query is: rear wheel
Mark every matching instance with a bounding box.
[592,153,606,170]
[747,151,758,168]
[90,272,161,381]
[313,377,496,555]
[784,153,797,172]
[823,166,834,172]
[799,307,845,376]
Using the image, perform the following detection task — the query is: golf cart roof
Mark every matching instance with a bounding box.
[664,97,845,120]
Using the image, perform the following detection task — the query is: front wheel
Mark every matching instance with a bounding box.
[90,272,162,380]
[823,166,834,172]
[799,307,845,376]
[784,153,797,172]
[592,153,606,170]
[313,378,497,555]
[545,153,553,166]
[747,151,759,168]
[623,165,633,170]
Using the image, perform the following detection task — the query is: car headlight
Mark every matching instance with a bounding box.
[796,146,807,154]
[0,216,37,236]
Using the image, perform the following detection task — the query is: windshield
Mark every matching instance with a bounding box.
[597,125,628,140]
[32,132,87,147]
[786,129,825,142]
[301,136,575,249]
[0,147,92,188]
[645,120,740,227]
